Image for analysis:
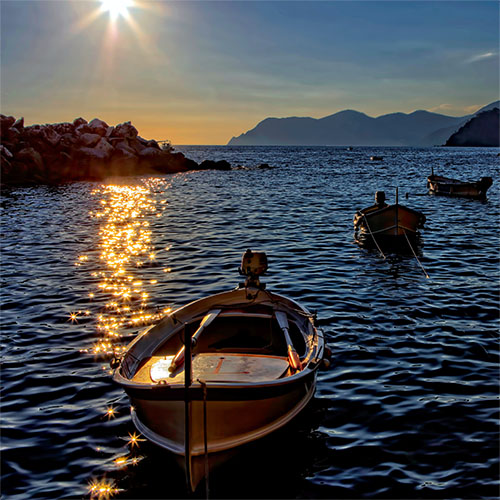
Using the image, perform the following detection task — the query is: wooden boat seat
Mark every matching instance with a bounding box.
[137,353,290,384]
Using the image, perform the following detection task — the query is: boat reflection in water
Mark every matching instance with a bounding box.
[112,250,327,492]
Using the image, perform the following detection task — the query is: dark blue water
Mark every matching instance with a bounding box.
[1,146,499,499]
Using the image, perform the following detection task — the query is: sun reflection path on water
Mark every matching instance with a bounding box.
[79,179,172,361]
[78,178,172,499]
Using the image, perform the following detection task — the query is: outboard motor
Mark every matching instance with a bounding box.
[479,177,493,191]
[239,249,268,290]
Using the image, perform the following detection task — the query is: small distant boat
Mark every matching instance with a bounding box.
[112,250,326,492]
[370,155,383,161]
[427,168,493,199]
[354,190,426,244]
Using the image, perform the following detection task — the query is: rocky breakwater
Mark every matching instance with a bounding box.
[1,115,231,186]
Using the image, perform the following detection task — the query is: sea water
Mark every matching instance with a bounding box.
[1,146,499,499]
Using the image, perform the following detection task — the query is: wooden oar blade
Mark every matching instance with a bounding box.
[276,311,302,371]
[288,346,302,371]
[275,311,289,331]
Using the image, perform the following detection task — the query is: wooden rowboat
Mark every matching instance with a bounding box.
[353,190,426,245]
[112,250,326,492]
[427,169,493,199]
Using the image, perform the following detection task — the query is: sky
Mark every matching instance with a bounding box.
[1,0,499,145]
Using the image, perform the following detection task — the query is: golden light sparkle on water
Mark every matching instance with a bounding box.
[78,181,172,358]
[104,406,118,419]
[127,431,146,448]
[88,478,120,499]
[77,179,172,495]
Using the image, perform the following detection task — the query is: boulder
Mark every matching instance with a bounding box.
[17,147,45,173]
[77,138,114,161]
[138,146,162,158]
[5,126,22,148]
[42,127,61,147]
[113,121,138,139]
[145,139,161,150]
[59,133,77,151]
[0,145,13,159]
[88,118,109,136]
[198,159,232,171]
[54,122,74,136]
[73,117,87,128]
[75,123,92,135]
[114,141,138,160]
[12,117,24,130]
[79,133,101,148]
[0,115,16,138]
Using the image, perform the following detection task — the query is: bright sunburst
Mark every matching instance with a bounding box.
[100,0,133,20]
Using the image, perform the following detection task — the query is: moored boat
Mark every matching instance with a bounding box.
[427,168,493,199]
[354,190,426,245]
[112,250,326,492]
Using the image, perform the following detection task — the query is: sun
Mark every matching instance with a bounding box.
[100,0,133,20]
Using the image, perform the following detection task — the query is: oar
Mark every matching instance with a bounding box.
[169,309,221,373]
[275,311,302,371]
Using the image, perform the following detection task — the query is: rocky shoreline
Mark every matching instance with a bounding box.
[0,115,231,187]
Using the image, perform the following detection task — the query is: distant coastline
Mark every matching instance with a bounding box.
[228,101,500,147]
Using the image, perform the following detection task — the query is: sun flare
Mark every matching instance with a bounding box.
[100,0,133,20]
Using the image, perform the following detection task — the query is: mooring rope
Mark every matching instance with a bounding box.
[403,230,430,279]
[199,379,210,499]
[361,214,386,259]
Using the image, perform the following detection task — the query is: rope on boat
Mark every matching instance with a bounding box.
[184,323,192,492]
[403,230,430,279]
[198,379,210,499]
[361,214,386,259]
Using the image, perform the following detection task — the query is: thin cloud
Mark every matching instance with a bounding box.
[466,52,498,63]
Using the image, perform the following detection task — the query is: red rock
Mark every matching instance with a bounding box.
[42,127,61,147]
[73,117,87,128]
[88,118,109,136]
[79,133,101,147]
[78,137,114,160]
[113,121,138,139]
[114,141,137,159]
[138,147,162,158]
[0,145,13,159]
[12,117,24,130]
[17,147,45,172]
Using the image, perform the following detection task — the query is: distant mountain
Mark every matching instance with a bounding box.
[445,108,499,147]
[227,101,499,146]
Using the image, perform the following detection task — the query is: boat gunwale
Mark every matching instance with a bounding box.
[113,287,323,395]
[361,203,425,220]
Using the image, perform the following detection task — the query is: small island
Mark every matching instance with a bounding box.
[0,115,231,187]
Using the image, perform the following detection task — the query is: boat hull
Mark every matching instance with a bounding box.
[113,287,324,492]
[427,175,493,199]
[128,373,316,491]
[354,203,424,240]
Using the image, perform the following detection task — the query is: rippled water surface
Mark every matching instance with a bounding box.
[1,146,499,499]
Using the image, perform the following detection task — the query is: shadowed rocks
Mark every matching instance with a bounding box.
[1,116,232,186]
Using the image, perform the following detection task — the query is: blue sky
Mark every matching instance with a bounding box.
[1,1,498,144]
